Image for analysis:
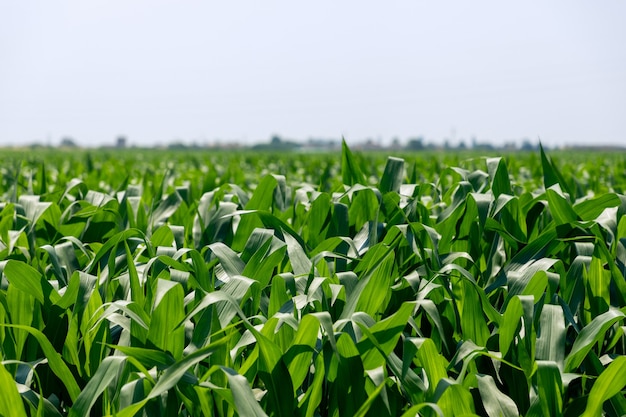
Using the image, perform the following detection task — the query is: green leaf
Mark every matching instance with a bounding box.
[415,338,448,399]
[0,324,81,402]
[352,245,396,317]
[435,380,477,416]
[284,232,312,276]
[546,187,578,225]
[284,314,318,390]
[297,353,325,417]
[476,374,519,417]
[208,242,245,278]
[150,190,182,229]
[147,279,185,359]
[4,260,60,305]
[460,280,490,346]
[0,362,28,417]
[540,143,571,198]
[380,157,404,193]
[6,285,35,360]
[124,241,145,309]
[256,329,295,417]
[532,360,563,417]
[487,157,512,198]
[581,356,626,417]
[574,193,621,221]
[500,296,523,357]
[400,403,444,417]
[536,304,566,367]
[564,309,625,372]
[116,338,230,417]
[353,374,387,417]
[327,333,367,416]
[341,139,366,186]
[348,188,380,234]
[231,174,280,250]
[108,345,175,369]
[223,367,269,417]
[68,356,127,417]
[357,302,415,370]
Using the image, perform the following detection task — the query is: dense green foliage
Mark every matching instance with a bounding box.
[1,145,626,416]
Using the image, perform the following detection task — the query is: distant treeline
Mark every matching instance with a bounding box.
[25,134,625,152]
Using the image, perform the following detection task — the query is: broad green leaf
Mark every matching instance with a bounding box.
[255,328,295,417]
[357,301,415,370]
[565,309,625,372]
[246,174,280,211]
[192,191,236,248]
[460,280,490,347]
[341,139,366,186]
[152,339,226,395]
[108,345,175,369]
[208,242,245,278]
[6,285,35,361]
[435,380,477,416]
[348,188,380,233]
[147,279,185,359]
[500,296,523,357]
[223,367,269,417]
[487,157,512,198]
[546,187,577,225]
[87,228,149,274]
[0,324,81,402]
[18,381,65,417]
[241,230,286,288]
[151,224,174,247]
[476,374,519,417]
[124,241,145,309]
[116,338,230,417]
[68,356,126,417]
[506,257,559,299]
[400,403,444,417]
[540,143,571,198]
[574,193,620,221]
[326,333,367,416]
[18,195,52,231]
[284,314,318,390]
[414,338,448,398]
[587,255,610,317]
[305,193,332,247]
[268,274,291,317]
[352,245,396,317]
[380,156,404,193]
[150,190,182,229]
[4,260,60,305]
[0,362,28,417]
[531,360,563,417]
[581,356,626,417]
[536,304,566,368]
[218,275,258,327]
[231,175,280,250]
[298,353,325,417]
[353,373,387,417]
[284,232,312,276]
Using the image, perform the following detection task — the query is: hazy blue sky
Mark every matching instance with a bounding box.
[1,1,625,147]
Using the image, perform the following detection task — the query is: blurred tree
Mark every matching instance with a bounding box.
[60,137,77,147]
[406,137,424,150]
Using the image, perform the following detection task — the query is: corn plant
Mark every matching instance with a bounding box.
[0,143,625,416]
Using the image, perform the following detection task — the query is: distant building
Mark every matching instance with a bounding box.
[116,136,127,148]
[60,137,77,148]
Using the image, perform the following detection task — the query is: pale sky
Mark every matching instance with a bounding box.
[1,1,625,148]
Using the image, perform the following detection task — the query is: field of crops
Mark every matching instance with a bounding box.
[1,143,626,416]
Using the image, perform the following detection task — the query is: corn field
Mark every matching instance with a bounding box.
[1,143,626,416]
